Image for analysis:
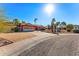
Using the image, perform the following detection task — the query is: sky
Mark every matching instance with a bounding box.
[0,3,79,26]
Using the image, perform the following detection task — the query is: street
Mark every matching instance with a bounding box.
[19,34,79,56]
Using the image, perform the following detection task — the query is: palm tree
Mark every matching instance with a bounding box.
[22,20,26,23]
[34,18,38,24]
[13,18,20,25]
[56,22,60,26]
[60,21,66,30]
[51,18,56,33]
[61,21,66,26]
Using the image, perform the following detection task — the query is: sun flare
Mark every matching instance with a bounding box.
[44,4,55,15]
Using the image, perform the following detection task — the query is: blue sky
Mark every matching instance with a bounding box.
[0,3,79,26]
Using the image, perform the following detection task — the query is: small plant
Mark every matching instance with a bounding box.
[12,27,20,32]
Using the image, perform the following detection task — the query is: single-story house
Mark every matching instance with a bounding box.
[73,25,79,30]
[17,23,45,32]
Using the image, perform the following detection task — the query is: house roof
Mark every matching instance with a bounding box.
[74,25,79,26]
[19,23,45,28]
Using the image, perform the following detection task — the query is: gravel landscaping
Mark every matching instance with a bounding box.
[0,38,13,47]
[0,32,36,42]
[0,32,36,47]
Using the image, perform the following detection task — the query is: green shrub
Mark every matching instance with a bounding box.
[73,30,79,33]
[13,27,20,32]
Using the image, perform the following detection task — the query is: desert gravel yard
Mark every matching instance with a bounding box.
[0,38,13,47]
[0,32,36,42]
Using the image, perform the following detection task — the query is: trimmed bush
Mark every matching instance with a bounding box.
[73,30,79,33]
[12,27,20,32]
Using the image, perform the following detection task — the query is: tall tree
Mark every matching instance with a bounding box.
[22,20,26,23]
[34,18,38,24]
[61,21,66,26]
[51,18,56,33]
[0,8,10,32]
[56,22,60,26]
[60,21,67,30]
[13,19,20,25]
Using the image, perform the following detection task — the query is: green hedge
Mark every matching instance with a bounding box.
[73,30,79,33]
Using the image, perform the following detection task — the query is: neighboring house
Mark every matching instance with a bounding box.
[56,25,67,33]
[73,25,79,30]
[17,23,45,32]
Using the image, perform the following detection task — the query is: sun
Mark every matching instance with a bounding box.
[44,4,55,16]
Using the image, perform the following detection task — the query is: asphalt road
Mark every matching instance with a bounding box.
[19,34,79,56]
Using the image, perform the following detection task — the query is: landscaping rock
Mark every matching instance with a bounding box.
[0,38,13,47]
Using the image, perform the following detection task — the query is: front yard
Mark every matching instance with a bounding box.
[0,32,36,42]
